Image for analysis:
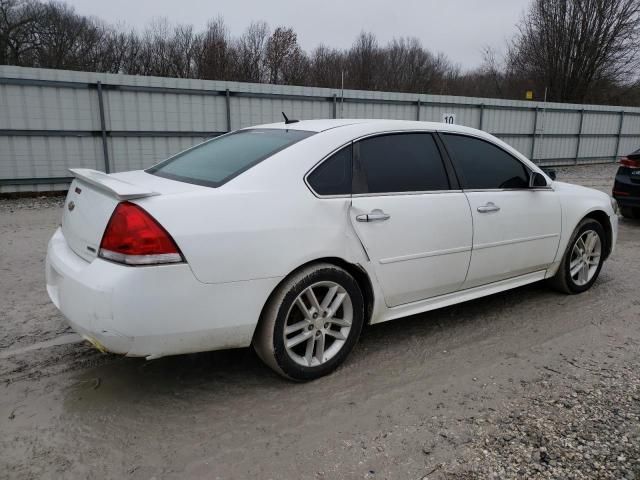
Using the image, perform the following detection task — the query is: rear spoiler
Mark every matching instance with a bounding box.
[69,169,159,201]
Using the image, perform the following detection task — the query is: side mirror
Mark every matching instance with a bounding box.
[541,168,556,180]
[529,171,549,188]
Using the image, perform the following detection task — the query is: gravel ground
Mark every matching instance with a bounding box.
[2,162,640,479]
[443,356,640,479]
[554,163,618,192]
[0,195,64,213]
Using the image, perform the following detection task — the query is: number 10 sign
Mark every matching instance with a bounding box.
[442,113,456,124]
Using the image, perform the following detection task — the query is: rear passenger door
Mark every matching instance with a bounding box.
[350,132,473,307]
[440,133,561,289]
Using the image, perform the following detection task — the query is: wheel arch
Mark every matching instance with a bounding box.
[583,209,613,260]
[254,257,375,340]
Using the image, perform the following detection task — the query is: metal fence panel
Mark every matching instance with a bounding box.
[535,136,577,160]
[539,111,582,135]
[581,136,619,158]
[105,91,227,133]
[232,96,332,129]
[108,136,206,172]
[500,136,533,158]
[622,115,640,136]
[582,112,621,135]
[484,108,536,135]
[1,65,640,193]
[422,104,481,128]
[0,135,102,178]
[0,84,99,130]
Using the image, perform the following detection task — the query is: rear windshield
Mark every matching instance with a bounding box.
[147,128,315,187]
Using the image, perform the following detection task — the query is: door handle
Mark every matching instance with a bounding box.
[356,209,391,222]
[477,202,500,213]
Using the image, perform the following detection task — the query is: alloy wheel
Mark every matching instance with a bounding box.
[283,281,353,367]
[569,229,601,286]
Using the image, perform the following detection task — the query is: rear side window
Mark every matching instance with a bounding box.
[147,128,314,187]
[307,145,352,196]
[441,134,529,189]
[354,133,449,194]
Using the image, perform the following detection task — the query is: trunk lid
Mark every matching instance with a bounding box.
[61,169,192,262]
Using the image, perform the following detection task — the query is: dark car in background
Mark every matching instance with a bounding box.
[613,148,640,219]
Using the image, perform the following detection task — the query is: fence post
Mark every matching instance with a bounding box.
[479,104,485,130]
[416,99,421,121]
[96,81,110,173]
[333,94,337,119]
[574,109,584,165]
[225,89,232,132]
[614,110,625,161]
[531,107,539,161]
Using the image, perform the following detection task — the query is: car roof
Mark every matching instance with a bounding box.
[249,118,481,135]
[246,118,544,176]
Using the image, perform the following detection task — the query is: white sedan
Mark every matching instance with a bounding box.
[46,119,618,380]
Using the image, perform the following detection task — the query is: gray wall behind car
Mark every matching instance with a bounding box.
[1,65,639,193]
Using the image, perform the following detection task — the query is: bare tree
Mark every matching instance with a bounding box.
[265,26,302,84]
[379,37,425,92]
[280,46,308,85]
[119,30,144,74]
[3,0,640,106]
[346,32,380,90]
[196,16,233,80]
[167,24,199,78]
[0,0,42,65]
[479,46,504,97]
[34,2,99,69]
[508,0,640,103]
[233,21,269,82]
[308,45,345,88]
[136,18,173,76]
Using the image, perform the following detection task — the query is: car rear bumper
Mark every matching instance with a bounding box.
[46,228,281,358]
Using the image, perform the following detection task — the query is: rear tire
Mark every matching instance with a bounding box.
[620,206,639,219]
[253,263,364,381]
[547,218,605,294]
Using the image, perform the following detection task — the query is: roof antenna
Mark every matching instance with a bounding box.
[282,112,299,125]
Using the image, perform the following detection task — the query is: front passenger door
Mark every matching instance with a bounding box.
[440,133,561,289]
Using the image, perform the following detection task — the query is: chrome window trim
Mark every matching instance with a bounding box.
[438,131,554,189]
[463,186,555,193]
[304,129,442,199]
[350,186,552,198]
[352,189,463,198]
[436,129,536,168]
[304,128,554,198]
[304,142,353,199]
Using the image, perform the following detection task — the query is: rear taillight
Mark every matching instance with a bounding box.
[620,156,640,168]
[99,202,183,265]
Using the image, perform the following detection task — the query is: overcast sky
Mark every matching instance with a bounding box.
[64,0,530,69]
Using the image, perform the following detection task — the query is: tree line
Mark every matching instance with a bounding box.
[1,0,639,106]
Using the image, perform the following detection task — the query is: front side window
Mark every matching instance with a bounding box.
[354,133,450,194]
[441,134,529,189]
[148,128,314,187]
[307,144,352,196]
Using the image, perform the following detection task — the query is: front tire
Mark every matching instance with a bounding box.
[253,263,365,381]
[548,218,605,294]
